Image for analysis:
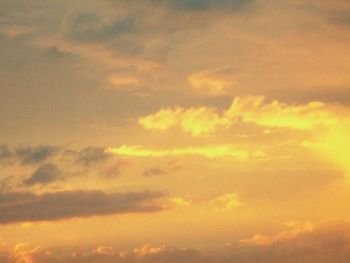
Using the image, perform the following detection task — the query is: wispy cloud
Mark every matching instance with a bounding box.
[108,144,264,159]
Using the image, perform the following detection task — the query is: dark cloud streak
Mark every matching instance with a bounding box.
[23,163,62,186]
[0,190,165,224]
[15,145,58,165]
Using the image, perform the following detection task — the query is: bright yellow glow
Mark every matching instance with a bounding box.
[170,197,191,208]
[107,145,264,159]
[304,121,350,178]
[212,193,242,210]
[139,108,184,132]
[139,106,228,136]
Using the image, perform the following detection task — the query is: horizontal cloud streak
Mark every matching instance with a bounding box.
[108,144,264,159]
[0,190,165,224]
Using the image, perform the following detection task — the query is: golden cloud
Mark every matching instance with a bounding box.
[107,145,265,159]
[139,96,340,136]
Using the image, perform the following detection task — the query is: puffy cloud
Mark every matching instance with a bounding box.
[226,96,338,130]
[139,106,229,136]
[76,147,111,166]
[139,96,340,136]
[0,190,165,224]
[107,144,264,159]
[3,222,350,263]
[240,221,313,247]
[0,243,213,263]
[15,146,58,165]
[23,163,62,186]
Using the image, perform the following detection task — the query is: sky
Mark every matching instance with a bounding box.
[1,0,350,262]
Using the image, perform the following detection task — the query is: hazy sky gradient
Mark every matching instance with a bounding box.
[1,0,350,262]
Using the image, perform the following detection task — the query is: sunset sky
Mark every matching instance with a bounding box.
[1,0,350,262]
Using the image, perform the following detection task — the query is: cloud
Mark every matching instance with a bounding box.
[170,197,191,208]
[188,67,236,96]
[103,160,130,178]
[240,221,313,247]
[23,163,62,186]
[139,106,228,136]
[142,163,182,177]
[38,37,161,73]
[108,74,140,87]
[0,190,165,224]
[3,221,350,263]
[67,13,136,42]
[226,96,338,130]
[233,219,350,263]
[139,96,340,136]
[151,0,254,12]
[0,243,213,263]
[15,145,58,165]
[76,147,111,166]
[212,192,242,210]
[107,144,264,159]
[0,145,12,161]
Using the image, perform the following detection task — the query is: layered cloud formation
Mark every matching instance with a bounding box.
[1,0,350,262]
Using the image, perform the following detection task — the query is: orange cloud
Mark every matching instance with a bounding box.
[108,74,140,87]
[188,67,236,96]
[240,221,313,247]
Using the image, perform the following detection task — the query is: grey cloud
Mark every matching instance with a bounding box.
[15,145,58,165]
[0,190,165,224]
[150,0,254,12]
[23,163,62,186]
[0,145,12,161]
[329,11,350,27]
[76,146,111,166]
[103,160,130,178]
[116,0,254,12]
[69,13,136,42]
